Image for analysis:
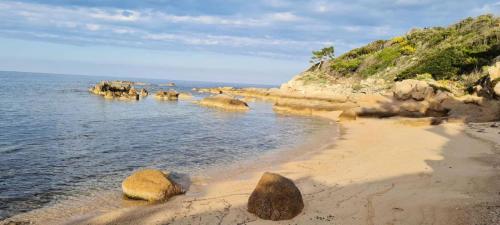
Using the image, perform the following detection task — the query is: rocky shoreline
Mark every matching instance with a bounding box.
[3,74,500,224]
[195,72,500,123]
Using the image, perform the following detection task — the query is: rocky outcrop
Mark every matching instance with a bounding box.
[495,83,500,97]
[89,81,141,100]
[247,172,304,220]
[122,169,184,202]
[160,82,176,87]
[394,79,434,101]
[178,92,193,100]
[140,88,148,97]
[198,95,249,111]
[155,90,179,100]
[488,62,500,81]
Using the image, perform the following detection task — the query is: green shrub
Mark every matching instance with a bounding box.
[415,73,433,81]
[400,45,416,55]
[360,47,401,77]
[397,47,471,80]
[331,58,362,74]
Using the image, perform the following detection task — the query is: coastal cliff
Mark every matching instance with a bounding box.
[281,14,499,98]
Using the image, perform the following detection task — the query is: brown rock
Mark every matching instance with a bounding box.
[339,109,357,121]
[178,92,193,100]
[198,94,249,111]
[89,80,141,100]
[122,169,184,202]
[247,172,304,220]
[394,79,434,101]
[140,88,149,97]
[155,90,179,100]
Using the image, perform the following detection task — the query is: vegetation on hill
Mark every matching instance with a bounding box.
[302,14,499,92]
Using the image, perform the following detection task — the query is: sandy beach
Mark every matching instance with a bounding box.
[8,117,495,225]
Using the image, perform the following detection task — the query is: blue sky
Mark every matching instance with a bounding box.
[0,0,498,84]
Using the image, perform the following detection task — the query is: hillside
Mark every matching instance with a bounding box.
[290,14,499,96]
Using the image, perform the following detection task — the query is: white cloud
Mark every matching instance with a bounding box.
[267,12,301,22]
[158,14,265,26]
[89,9,142,22]
[342,25,363,32]
[112,28,137,34]
[264,0,292,8]
[471,1,500,14]
[85,24,101,31]
[394,0,431,6]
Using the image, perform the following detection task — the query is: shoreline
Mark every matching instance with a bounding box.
[0,114,339,225]
[4,116,499,225]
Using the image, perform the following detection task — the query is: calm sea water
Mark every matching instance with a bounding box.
[0,71,334,220]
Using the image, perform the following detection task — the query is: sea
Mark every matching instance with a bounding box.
[0,71,336,221]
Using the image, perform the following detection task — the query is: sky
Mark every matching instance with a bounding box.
[0,0,498,84]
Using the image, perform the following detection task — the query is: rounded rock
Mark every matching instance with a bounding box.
[247,172,304,220]
[122,169,184,202]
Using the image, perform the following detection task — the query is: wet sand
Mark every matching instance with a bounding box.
[5,117,497,225]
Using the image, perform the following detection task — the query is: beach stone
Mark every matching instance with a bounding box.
[122,169,183,202]
[198,94,249,111]
[394,79,434,101]
[247,172,304,220]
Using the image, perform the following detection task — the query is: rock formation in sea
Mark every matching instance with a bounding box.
[178,92,193,100]
[140,88,149,97]
[89,81,145,100]
[198,94,249,111]
[155,90,180,100]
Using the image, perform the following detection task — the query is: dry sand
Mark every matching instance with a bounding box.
[4,118,500,225]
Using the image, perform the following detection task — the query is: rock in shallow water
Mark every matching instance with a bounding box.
[198,94,249,111]
[247,172,304,221]
[122,169,184,202]
[155,90,179,100]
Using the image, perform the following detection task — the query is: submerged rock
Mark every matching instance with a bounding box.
[122,169,184,202]
[247,172,304,220]
[155,90,179,100]
[198,94,249,111]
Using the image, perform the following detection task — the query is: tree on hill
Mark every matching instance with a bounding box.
[310,46,335,65]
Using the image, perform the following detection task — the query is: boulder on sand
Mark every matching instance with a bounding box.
[198,94,249,111]
[155,90,179,100]
[394,79,434,101]
[247,172,304,221]
[122,169,184,202]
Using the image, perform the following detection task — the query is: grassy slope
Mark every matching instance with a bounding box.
[301,14,499,89]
